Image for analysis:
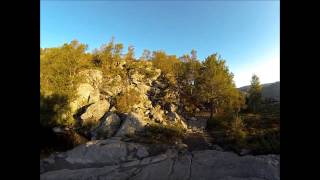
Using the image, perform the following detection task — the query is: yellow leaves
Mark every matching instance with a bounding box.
[115,89,141,113]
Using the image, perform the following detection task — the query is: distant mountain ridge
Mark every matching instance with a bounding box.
[238,81,280,101]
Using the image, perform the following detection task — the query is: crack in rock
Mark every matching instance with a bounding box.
[126,167,143,180]
[168,157,176,179]
[187,152,193,180]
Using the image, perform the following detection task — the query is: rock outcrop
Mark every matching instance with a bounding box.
[70,70,103,113]
[91,113,121,139]
[115,112,149,137]
[68,60,205,140]
[40,139,280,180]
[80,99,110,125]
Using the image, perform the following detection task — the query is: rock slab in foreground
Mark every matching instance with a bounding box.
[40,139,279,180]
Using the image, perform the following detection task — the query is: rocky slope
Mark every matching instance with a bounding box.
[66,60,195,141]
[40,138,280,180]
[42,61,280,180]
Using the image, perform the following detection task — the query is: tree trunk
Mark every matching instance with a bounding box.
[210,101,214,121]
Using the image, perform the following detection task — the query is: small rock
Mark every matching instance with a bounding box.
[136,147,149,159]
[177,143,188,151]
[91,136,97,140]
[212,145,223,151]
[190,117,197,121]
[52,127,64,133]
[43,157,55,164]
[240,149,251,156]
[109,106,117,112]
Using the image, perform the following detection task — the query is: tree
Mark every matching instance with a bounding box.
[191,49,197,61]
[125,45,135,62]
[186,50,201,95]
[196,54,241,120]
[151,51,180,85]
[248,74,262,112]
[177,51,201,91]
[93,38,124,76]
[40,40,89,126]
[140,49,151,61]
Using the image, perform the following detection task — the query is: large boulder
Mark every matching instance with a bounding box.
[40,138,150,174]
[91,113,121,139]
[80,100,110,125]
[69,69,103,113]
[115,112,149,137]
[41,140,280,180]
[70,83,101,113]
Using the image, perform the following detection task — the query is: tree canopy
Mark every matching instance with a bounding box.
[248,74,262,112]
[40,38,244,127]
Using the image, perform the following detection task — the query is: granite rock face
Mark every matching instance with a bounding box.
[40,139,280,180]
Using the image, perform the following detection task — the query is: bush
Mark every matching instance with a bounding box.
[40,40,89,127]
[126,60,159,80]
[115,89,141,113]
[40,93,74,127]
[247,129,280,154]
[137,123,185,144]
[226,116,247,147]
[207,112,233,129]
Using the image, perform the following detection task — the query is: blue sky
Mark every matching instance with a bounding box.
[41,0,279,87]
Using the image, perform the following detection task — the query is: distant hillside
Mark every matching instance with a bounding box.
[239,81,280,101]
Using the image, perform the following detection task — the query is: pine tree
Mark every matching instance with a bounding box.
[196,54,241,120]
[248,74,262,112]
[125,45,135,62]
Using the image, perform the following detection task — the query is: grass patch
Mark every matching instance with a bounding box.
[133,123,186,144]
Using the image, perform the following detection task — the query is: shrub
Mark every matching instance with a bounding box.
[40,40,89,127]
[115,88,141,113]
[228,116,247,141]
[247,129,280,154]
[207,112,233,130]
[125,60,159,80]
[137,123,185,144]
[40,93,74,127]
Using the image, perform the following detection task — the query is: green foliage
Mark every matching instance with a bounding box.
[40,93,73,127]
[248,74,262,112]
[227,116,247,143]
[140,49,152,61]
[40,40,90,126]
[151,51,181,85]
[115,88,141,113]
[138,123,185,144]
[247,129,280,154]
[124,45,135,62]
[177,51,202,106]
[195,54,244,119]
[92,38,125,76]
[207,112,233,129]
[125,60,159,80]
[40,38,279,156]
